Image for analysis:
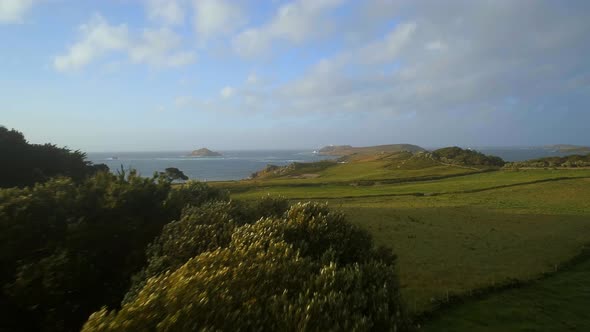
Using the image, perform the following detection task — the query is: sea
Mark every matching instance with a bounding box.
[87,150,338,181]
[87,147,583,182]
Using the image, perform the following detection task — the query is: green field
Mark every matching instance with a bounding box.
[421,248,590,331]
[336,178,590,313]
[212,164,590,327]
[216,157,477,189]
[226,169,590,200]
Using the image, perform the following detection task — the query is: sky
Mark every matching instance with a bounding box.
[1,0,589,152]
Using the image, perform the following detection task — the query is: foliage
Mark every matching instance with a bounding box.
[124,196,291,304]
[251,194,290,218]
[504,153,590,168]
[164,180,229,213]
[432,147,505,167]
[159,167,189,181]
[0,172,226,332]
[83,203,408,332]
[250,160,337,179]
[122,201,238,304]
[0,126,107,188]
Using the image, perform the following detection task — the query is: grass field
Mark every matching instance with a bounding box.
[421,248,590,331]
[336,178,590,313]
[211,164,590,325]
[226,169,590,200]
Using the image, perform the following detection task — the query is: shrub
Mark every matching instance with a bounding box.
[0,172,226,332]
[164,180,229,215]
[252,194,290,218]
[123,201,238,304]
[83,203,408,332]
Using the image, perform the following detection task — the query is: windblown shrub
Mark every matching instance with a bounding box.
[252,194,290,218]
[0,172,227,332]
[83,203,408,332]
[123,201,238,304]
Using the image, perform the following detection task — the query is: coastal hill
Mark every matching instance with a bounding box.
[191,148,222,157]
[318,144,426,156]
[250,146,504,180]
[544,144,590,154]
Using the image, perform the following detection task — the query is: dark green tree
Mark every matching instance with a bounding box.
[0,126,106,188]
[160,167,189,181]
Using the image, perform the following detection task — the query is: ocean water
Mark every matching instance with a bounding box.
[88,148,584,181]
[87,150,337,181]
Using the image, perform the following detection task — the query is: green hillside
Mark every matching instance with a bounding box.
[211,147,590,328]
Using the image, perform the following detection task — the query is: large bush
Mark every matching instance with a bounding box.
[0,172,228,332]
[83,202,409,332]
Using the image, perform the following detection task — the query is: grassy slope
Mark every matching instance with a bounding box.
[336,178,590,313]
[214,156,590,321]
[214,155,477,190]
[420,249,590,331]
[228,169,590,200]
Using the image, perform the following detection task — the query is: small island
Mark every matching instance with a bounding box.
[191,148,222,157]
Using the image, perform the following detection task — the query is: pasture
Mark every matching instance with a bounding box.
[212,168,590,318]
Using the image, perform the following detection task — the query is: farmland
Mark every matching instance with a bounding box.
[211,156,590,327]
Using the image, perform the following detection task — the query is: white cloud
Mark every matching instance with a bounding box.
[145,0,185,25]
[54,15,129,71]
[220,86,234,98]
[207,1,590,121]
[175,95,194,108]
[355,22,416,64]
[193,0,246,45]
[246,73,258,84]
[129,27,196,67]
[0,0,34,23]
[54,14,196,71]
[232,0,344,57]
[425,40,447,51]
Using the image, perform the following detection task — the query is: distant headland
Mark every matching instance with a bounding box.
[543,144,590,154]
[191,148,222,157]
[317,144,425,156]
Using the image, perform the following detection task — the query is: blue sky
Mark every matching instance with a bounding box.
[1,0,589,151]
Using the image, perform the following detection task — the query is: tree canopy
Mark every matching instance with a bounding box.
[0,126,108,188]
[160,167,189,181]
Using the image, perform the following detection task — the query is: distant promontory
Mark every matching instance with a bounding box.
[191,148,222,157]
[544,144,590,154]
[318,144,425,156]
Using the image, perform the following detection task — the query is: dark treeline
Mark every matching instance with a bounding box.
[0,128,408,331]
[0,126,108,188]
[432,147,505,167]
[504,154,590,168]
